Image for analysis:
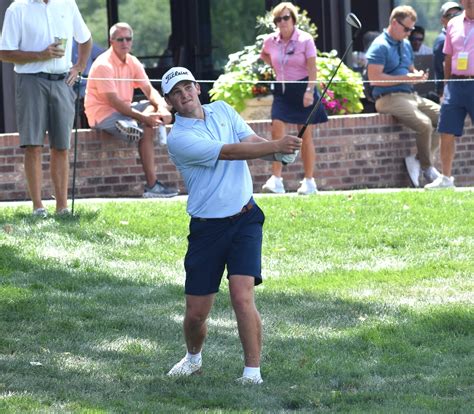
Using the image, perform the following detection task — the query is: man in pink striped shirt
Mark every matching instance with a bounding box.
[427,0,474,189]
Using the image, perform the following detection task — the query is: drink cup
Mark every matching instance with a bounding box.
[54,36,67,50]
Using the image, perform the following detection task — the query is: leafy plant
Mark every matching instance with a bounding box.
[318,51,365,115]
[209,8,364,116]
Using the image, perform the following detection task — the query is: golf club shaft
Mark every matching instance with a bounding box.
[71,73,82,216]
[298,37,357,139]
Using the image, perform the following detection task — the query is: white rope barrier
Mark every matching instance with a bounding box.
[85,76,473,85]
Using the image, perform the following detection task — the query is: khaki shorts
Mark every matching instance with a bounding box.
[16,73,76,149]
[94,101,150,142]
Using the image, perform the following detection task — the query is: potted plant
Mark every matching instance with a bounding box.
[209,8,364,117]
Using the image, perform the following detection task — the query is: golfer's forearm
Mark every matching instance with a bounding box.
[0,49,47,64]
[219,141,278,160]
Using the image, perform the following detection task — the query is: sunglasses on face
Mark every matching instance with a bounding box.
[445,11,462,19]
[396,19,415,33]
[274,15,292,24]
[114,37,133,42]
[411,36,424,42]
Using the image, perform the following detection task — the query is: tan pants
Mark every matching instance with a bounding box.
[376,93,440,169]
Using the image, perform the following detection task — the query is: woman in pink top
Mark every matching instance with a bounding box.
[260,2,327,195]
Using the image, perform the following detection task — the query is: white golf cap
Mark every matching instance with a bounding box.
[440,1,462,17]
[161,67,196,95]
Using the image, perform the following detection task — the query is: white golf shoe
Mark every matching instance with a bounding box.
[424,175,455,190]
[236,375,263,385]
[297,177,318,195]
[167,356,202,377]
[262,175,285,194]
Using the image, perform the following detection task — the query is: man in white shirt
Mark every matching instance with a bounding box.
[0,0,92,217]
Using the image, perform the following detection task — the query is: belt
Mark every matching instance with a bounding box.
[450,74,474,79]
[375,91,412,101]
[29,72,68,81]
[193,199,255,221]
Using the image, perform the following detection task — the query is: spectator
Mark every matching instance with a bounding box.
[260,2,328,195]
[366,5,441,188]
[85,22,178,198]
[162,67,302,384]
[433,2,463,97]
[426,0,474,189]
[0,0,92,217]
[409,26,433,55]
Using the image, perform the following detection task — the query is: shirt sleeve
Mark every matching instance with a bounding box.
[71,1,91,44]
[220,101,255,142]
[443,25,453,55]
[132,58,151,90]
[304,36,317,59]
[0,9,21,51]
[168,132,223,168]
[366,42,387,66]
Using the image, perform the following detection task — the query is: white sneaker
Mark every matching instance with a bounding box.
[404,155,421,188]
[167,356,202,377]
[297,177,318,195]
[424,175,455,190]
[115,119,143,142]
[32,208,48,218]
[422,166,441,184]
[262,175,285,194]
[236,375,263,385]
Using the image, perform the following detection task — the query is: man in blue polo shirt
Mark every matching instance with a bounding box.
[161,66,302,385]
[366,5,441,188]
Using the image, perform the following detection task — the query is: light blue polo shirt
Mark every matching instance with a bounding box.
[167,101,255,218]
[366,29,415,99]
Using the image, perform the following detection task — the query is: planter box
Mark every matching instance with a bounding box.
[240,95,273,121]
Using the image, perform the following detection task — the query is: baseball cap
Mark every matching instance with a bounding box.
[440,2,462,17]
[161,67,196,95]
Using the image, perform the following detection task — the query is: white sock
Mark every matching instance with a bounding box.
[243,366,261,378]
[186,351,202,364]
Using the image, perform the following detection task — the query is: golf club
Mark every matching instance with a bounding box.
[298,12,362,139]
[71,72,82,216]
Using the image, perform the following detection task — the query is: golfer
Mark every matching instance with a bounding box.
[162,67,302,384]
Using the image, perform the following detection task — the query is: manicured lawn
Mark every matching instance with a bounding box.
[1,191,473,413]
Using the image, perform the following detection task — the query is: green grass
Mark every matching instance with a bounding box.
[0,191,473,413]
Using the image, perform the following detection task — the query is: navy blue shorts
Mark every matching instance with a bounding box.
[438,80,474,137]
[271,77,328,125]
[184,199,265,296]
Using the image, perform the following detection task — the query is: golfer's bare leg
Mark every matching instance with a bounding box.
[271,119,286,177]
[184,293,215,354]
[50,148,69,212]
[298,124,315,178]
[440,133,456,176]
[138,126,157,187]
[229,275,262,367]
[24,146,44,210]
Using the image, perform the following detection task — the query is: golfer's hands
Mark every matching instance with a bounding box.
[274,134,302,163]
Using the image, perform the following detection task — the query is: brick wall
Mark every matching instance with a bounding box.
[1,113,473,201]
